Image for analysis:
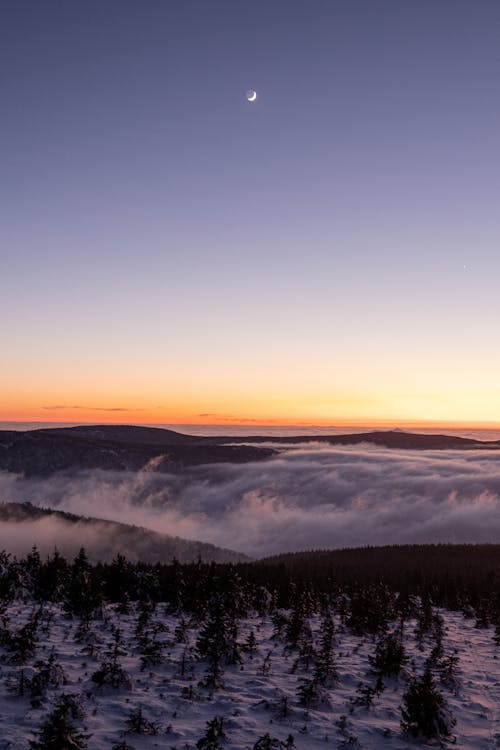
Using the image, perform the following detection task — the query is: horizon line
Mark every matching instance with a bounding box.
[3,418,500,431]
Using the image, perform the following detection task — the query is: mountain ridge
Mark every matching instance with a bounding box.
[0,501,250,564]
[0,425,499,477]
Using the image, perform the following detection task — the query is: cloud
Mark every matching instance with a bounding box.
[42,405,84,410]
[4,444,500,558]
[41,405,142,412]
[196,413,278,423]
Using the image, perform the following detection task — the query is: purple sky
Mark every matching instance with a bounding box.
[2,1,500,425]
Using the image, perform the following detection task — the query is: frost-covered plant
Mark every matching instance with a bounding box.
[196,600,238,688]
[7,614,39,663]
[414,596,434,649]
[401,666,456,742]
[313,611,338,687]
[259,649,272,676]
[91,660,132,690]
[30,693,89,750]
[274,694,292,719]
[291,621,314,672]
[346,584,393,636]
[174,616,190,643]
[25,653,68,699]
[6,667,31,697]
[297,676,321,707]
[352,678,384,710]
[125,705,161,735]
[111,742,136,750]
[369,629,407,678]
[64,549,102,621]
[177,646,194,678]
[138,628,165,669]
[37,653,66,686]
[437,651,460,690]
[252,733,295,749]
[242,629,257,655]
[196,715,226,749]
[335,714,359,746]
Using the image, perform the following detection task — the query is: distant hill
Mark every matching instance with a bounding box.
[0,501,250,564]
[0,425,276,476]
[0,424,498,477]
[36,424,202,445]
[221,429,500,450]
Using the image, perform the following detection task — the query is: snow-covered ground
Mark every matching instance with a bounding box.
[1,602,500,749]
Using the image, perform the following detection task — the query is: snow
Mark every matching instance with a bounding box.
[1,603,500,748]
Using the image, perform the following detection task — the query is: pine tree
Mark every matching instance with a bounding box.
[30,653,67,697]
[197,600,231,688]
[297,677,319,707]
[8,612,39,663]
[196,715,226,750]
[401,666,456,742]
[125,705,161,735]
[252,736,295,750]
[64,549,102,621]
[313,611,338,686]
[284,593,307,649]
[252,734,282,750]
[243,629,257,655]
[38,549,68,602]
[30,693,89,750]
[414,596,434,649]
[23,546,42,598]
[369,629,407,678]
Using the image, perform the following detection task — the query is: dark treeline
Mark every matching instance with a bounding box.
[258,544,500,609]
[1,543,500,616]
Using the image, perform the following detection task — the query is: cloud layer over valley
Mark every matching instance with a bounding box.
[3,444,500,557]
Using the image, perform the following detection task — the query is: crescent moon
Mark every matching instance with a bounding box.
[246,90,257,102]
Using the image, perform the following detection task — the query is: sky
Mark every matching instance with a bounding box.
[1,0,500,427]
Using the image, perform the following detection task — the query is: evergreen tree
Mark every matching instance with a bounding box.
[297,676,320,707]
[38,549,68,602]
[196,715,226,750]
[23,546,42,598]
[369,629,407,678]
[401,666,456,742]
[64,549,102,621]
[196,599,233,688]
[30,693,89,750]
[30,653,67,697]
[125,705,161,735]
[8,612,39,663]
[252,734,295,750]
[414,596,434,649]
[284,592,308,649]
[313,611,338,686]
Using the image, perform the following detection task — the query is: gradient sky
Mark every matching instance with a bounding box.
[2,0,500,426]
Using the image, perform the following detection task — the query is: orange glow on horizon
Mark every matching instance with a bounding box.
[2,404,500,432]
[3,378,500,431]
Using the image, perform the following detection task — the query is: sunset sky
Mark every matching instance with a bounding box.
[2,1,500,427]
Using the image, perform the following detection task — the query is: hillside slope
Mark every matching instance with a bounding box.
[0,501,249,563]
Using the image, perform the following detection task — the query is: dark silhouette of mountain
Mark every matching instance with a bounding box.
[0,425,498,477]
[220,429,500,450]
[0,425,276,476]
[37,424,202,445]
[0,501,250,563]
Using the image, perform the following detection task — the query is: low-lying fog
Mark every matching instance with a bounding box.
[2,443,500,557]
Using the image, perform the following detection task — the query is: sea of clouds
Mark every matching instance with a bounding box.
[2,443,500,557]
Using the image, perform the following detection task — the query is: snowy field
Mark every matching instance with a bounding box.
[1,602,500,749]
